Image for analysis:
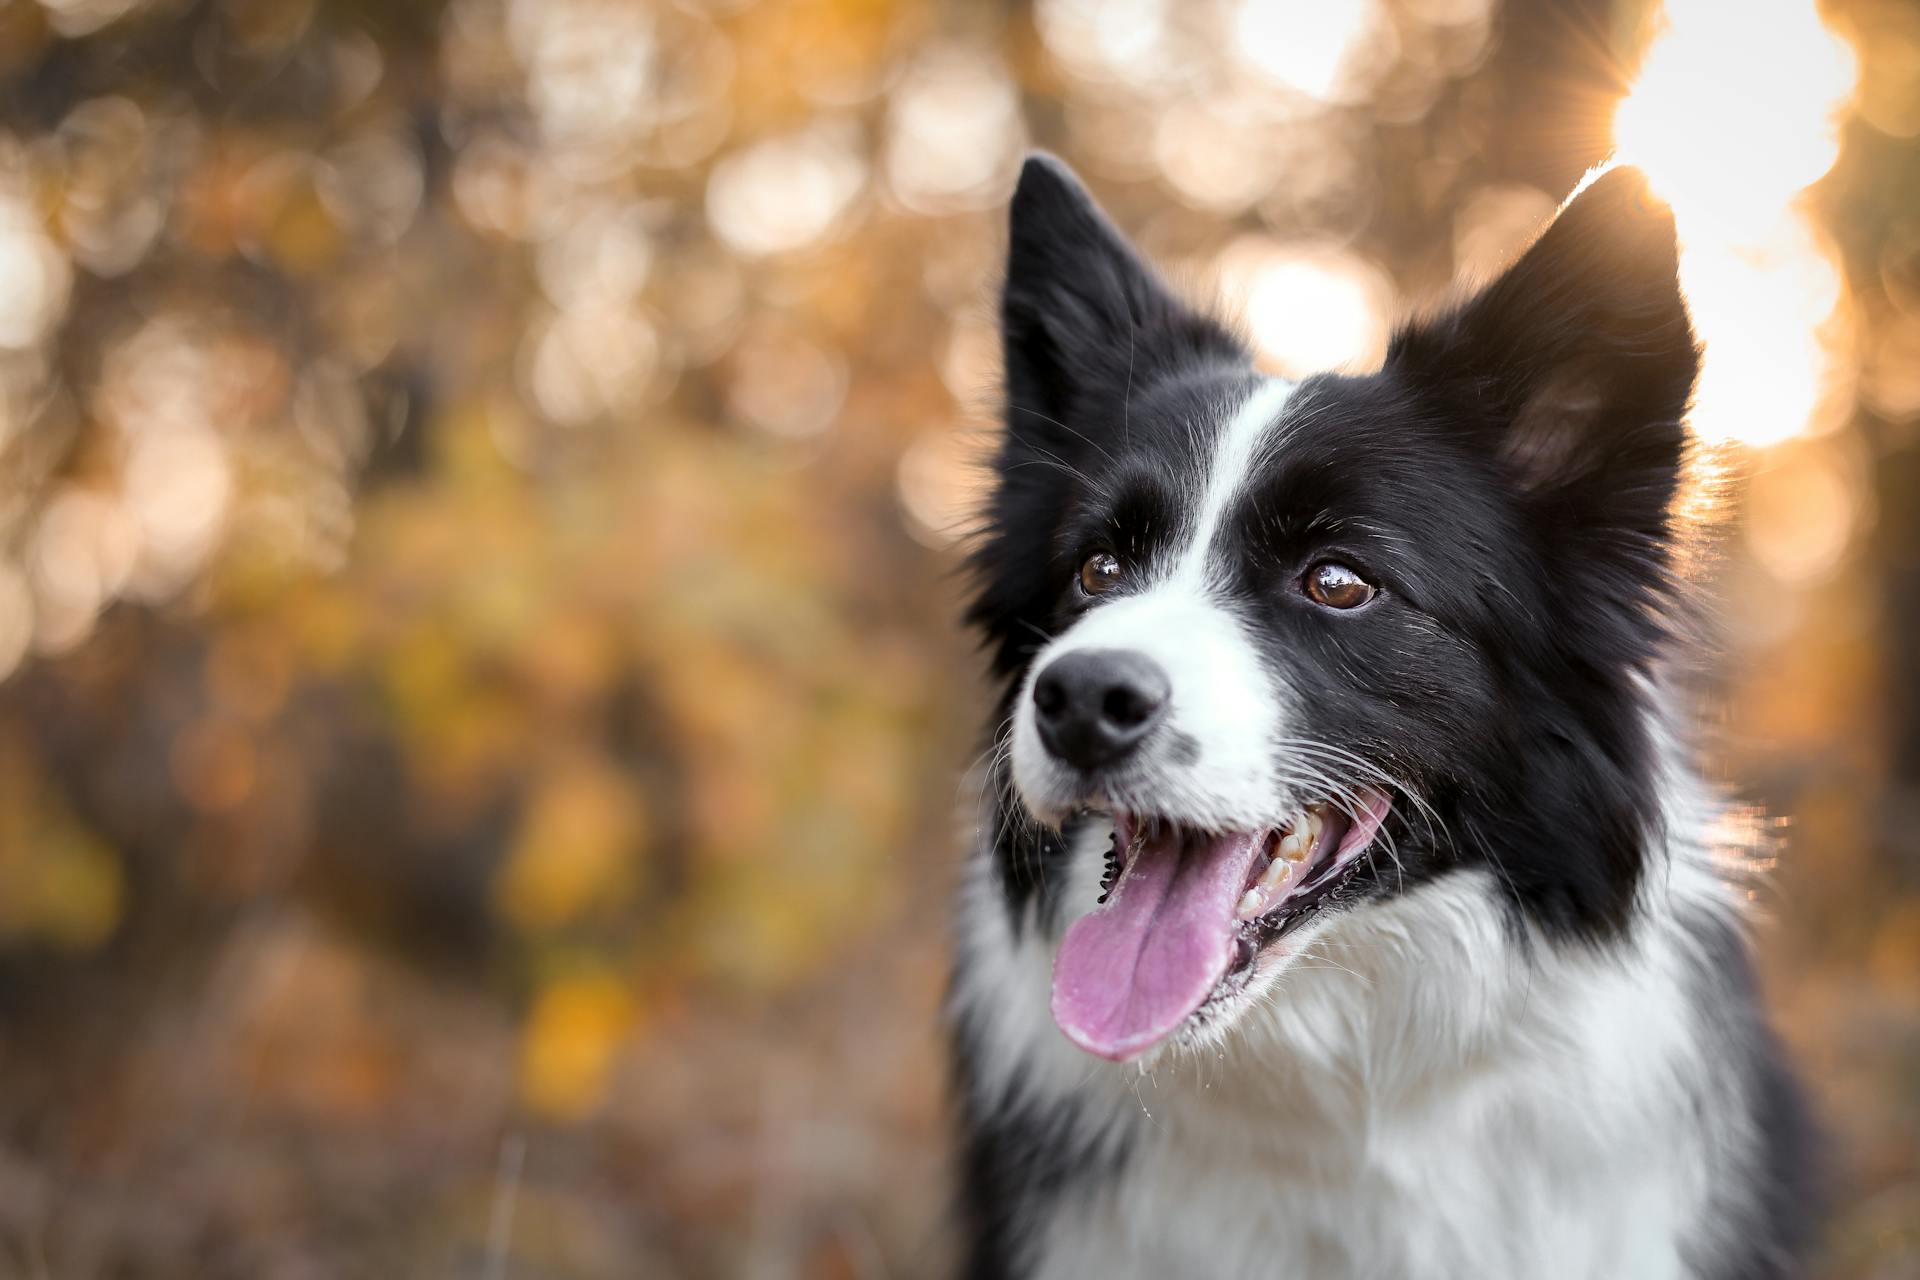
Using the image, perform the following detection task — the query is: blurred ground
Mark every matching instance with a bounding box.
[0,0,1914,1276]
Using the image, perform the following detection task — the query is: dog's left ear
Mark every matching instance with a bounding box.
[1388,166,1699,590]
[1002,155,1246,430]
[968,157,1247,682]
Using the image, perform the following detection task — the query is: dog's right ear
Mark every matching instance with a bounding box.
[970,158,1243,683]
[1001,155,1243,432]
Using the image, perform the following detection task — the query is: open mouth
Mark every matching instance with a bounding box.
[1050,791,1392,1063]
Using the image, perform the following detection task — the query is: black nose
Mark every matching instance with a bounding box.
[1032,648,1170,771]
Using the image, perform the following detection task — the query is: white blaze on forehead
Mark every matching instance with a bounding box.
[1007,374,1302,834]
[1169,377,1295,590]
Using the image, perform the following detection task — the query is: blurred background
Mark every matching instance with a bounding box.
[0,0,1913,1275]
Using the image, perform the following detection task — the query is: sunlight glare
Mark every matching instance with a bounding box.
[1612,0,1859,448]
[1615,1,1853,242]
[1680,226,1849,449]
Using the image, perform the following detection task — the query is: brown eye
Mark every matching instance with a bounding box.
[1078,551,1122,597]
[1304,561,1376,610]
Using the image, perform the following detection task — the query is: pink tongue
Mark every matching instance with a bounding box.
[1050,825,1265,1062]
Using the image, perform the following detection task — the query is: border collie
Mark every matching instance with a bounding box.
[947,155,1817,1279]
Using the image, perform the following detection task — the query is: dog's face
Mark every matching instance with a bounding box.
[970,157,1700,1062]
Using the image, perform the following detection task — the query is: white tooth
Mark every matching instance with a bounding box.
[1259,858,1293,889]
[1306,809,1324,838]
[1280,831,1309,863]
[1237,888,1263,920]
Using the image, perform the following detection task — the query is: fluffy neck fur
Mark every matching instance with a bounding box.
[949,714,1812,1280]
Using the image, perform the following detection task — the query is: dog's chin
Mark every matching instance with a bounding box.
[1041,791,1394,1064]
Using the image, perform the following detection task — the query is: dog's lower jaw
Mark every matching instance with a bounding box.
[1047,795,1391,1063]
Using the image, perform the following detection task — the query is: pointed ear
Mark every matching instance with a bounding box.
[1001,154,1245,431]
[1388,166,1699,582]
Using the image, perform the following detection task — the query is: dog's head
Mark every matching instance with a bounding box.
[969,156,1700,1062]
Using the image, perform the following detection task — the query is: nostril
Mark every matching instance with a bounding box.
[1102,684,1156,728]
[1033,673,1067,719]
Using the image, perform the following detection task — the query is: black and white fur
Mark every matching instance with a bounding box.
[947,155,1817,1279]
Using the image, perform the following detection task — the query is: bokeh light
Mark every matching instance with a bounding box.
[885,45,1026,213]
[1746,439,1870,587]
[1234,0,1389,104]
[706,121,866,256]
[0,188,72,349]
[1035,0,1195,92]
[1218,235,1396,377]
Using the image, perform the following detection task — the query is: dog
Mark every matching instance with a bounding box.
[946,154,1817,1279]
